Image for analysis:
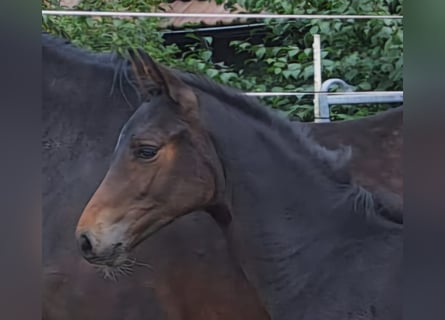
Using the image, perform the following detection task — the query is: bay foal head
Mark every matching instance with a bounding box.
[75,50,225,266]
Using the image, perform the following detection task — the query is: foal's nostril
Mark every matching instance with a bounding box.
[114,242,123,249]
[79,233,94,257]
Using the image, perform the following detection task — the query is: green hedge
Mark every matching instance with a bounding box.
[42,0,403,121]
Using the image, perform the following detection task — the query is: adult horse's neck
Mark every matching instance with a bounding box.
[193,84,394,318]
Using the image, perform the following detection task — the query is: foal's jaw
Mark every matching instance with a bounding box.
[129,215,176,249]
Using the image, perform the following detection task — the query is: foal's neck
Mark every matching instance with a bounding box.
[201,90,346,226]
[200,91,369,317]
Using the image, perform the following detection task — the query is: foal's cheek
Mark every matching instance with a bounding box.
[146,168,175,202]
[186,170,215,205]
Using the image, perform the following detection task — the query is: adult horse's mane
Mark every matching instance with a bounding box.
[42,32,140,108]
[42,32,120,65]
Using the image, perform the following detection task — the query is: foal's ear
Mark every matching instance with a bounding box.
[128,48,198,116]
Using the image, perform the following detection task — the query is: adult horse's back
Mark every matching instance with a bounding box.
[75,50,402,320]
[308,107,403,199]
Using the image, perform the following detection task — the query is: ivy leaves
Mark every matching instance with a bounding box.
[43,0,403,121]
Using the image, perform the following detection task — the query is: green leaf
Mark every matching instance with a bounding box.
[272,47,282,55]
[185,33,201,41]
[237,42,251,50]
[320,22,330,34]
[203,36,213,45]
[256,47,266,59]
[303,65,314,80]
[289,70,300,79]
[206,70,219,79]
[335,114,356,120]
[358,82,372,90]
[201,51,212,61]
[220,72,236,83]
[85,17,95,27]
[287,63,301,71]
[322,59,334,66]
[288,49,299,58]
[196,63,206,71]
[113,19,123,27]
[273,62,286,68]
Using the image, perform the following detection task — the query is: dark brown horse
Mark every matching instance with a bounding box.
[308,107,403,200]
[74,49,402,320]
[43,33,402,319]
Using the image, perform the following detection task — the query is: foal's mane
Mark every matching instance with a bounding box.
[181,71,352,172]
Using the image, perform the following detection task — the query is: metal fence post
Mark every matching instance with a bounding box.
[313,34,329,123]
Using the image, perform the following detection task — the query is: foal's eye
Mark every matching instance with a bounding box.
[135,145,158,160]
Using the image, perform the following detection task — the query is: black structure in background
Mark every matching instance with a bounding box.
[161,23,287,67]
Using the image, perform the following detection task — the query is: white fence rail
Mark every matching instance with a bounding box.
[42,10,402,20]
